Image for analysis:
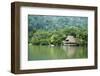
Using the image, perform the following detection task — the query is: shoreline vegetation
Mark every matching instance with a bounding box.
[28,15,88,46]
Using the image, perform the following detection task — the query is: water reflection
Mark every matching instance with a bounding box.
[62,46,77,58]
[28,45,87,61]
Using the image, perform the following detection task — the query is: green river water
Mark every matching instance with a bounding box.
[28,45,87,61]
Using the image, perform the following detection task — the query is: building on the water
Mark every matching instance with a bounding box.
[62,35,79,46]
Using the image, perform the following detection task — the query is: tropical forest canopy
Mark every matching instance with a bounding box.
[28,15,88,45]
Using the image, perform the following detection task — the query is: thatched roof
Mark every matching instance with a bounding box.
[65,35,76,43]
[63,35,79,45]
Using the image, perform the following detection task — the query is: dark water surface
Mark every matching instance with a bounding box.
[28,45,88,61]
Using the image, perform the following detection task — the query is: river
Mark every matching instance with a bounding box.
[28,45,87,61]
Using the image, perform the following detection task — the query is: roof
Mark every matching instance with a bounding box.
[63,35,79,44]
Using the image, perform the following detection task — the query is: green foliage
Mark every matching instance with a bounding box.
[29,26,87,45]
[28,15,88,45]
[30,30,51,45]
[28,15,88,32]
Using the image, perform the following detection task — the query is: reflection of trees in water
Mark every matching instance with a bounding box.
[49,46,66,59]
[49,46,57,59]
[62,46,78,58]
[28,45,87,60]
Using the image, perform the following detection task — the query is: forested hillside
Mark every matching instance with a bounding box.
[28,15,88,45]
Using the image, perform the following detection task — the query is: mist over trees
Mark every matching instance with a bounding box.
[28,15,88,45]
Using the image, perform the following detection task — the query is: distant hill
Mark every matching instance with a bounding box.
[28,15,88,32]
